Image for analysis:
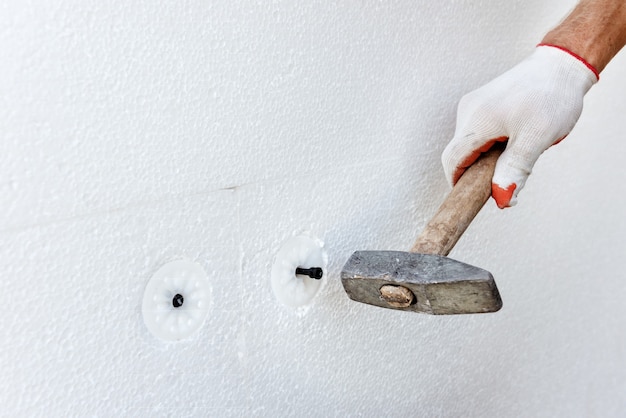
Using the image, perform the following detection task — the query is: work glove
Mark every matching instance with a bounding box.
[442,44,598,208]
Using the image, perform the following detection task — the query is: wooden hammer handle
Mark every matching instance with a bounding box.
[411,145,504,256]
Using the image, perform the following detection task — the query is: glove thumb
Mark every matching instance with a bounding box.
[491,146,534,209]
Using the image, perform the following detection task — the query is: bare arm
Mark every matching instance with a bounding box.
[542,0,626,73]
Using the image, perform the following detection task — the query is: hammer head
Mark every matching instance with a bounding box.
[340,251,502,315]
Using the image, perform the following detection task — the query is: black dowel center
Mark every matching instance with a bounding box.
[172,293,184,308]
[295,267,323,280]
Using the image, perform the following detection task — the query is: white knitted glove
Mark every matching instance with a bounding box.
[442,44,598,208]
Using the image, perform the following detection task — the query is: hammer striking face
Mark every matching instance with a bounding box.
[341,251,502,315]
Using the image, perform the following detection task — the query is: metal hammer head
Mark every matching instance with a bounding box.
[340,251,502,315]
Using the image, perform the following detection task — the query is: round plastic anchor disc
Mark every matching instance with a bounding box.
[142,260,212,341]
[271,234,328,308]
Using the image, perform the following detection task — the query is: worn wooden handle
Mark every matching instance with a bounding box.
[411,145,504,256]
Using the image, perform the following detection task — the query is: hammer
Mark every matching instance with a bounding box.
[341,146,504,315]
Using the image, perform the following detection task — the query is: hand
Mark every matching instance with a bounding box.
[441,45,598,208]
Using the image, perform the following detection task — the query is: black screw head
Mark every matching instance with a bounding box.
[172,293,184,308]
[295,267,323,280]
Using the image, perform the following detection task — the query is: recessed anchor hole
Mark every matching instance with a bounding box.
[172,293,184,308]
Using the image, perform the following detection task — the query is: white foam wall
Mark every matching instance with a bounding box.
[2,0,626,416]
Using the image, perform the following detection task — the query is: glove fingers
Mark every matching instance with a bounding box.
[442,91,513,185]
[442,122,506,185]
[456,136,508,184]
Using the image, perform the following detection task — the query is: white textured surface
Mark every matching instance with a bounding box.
[2,0,626,416]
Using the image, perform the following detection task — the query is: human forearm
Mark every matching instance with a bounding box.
[542,0,626,73]
[442,1,626,209]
